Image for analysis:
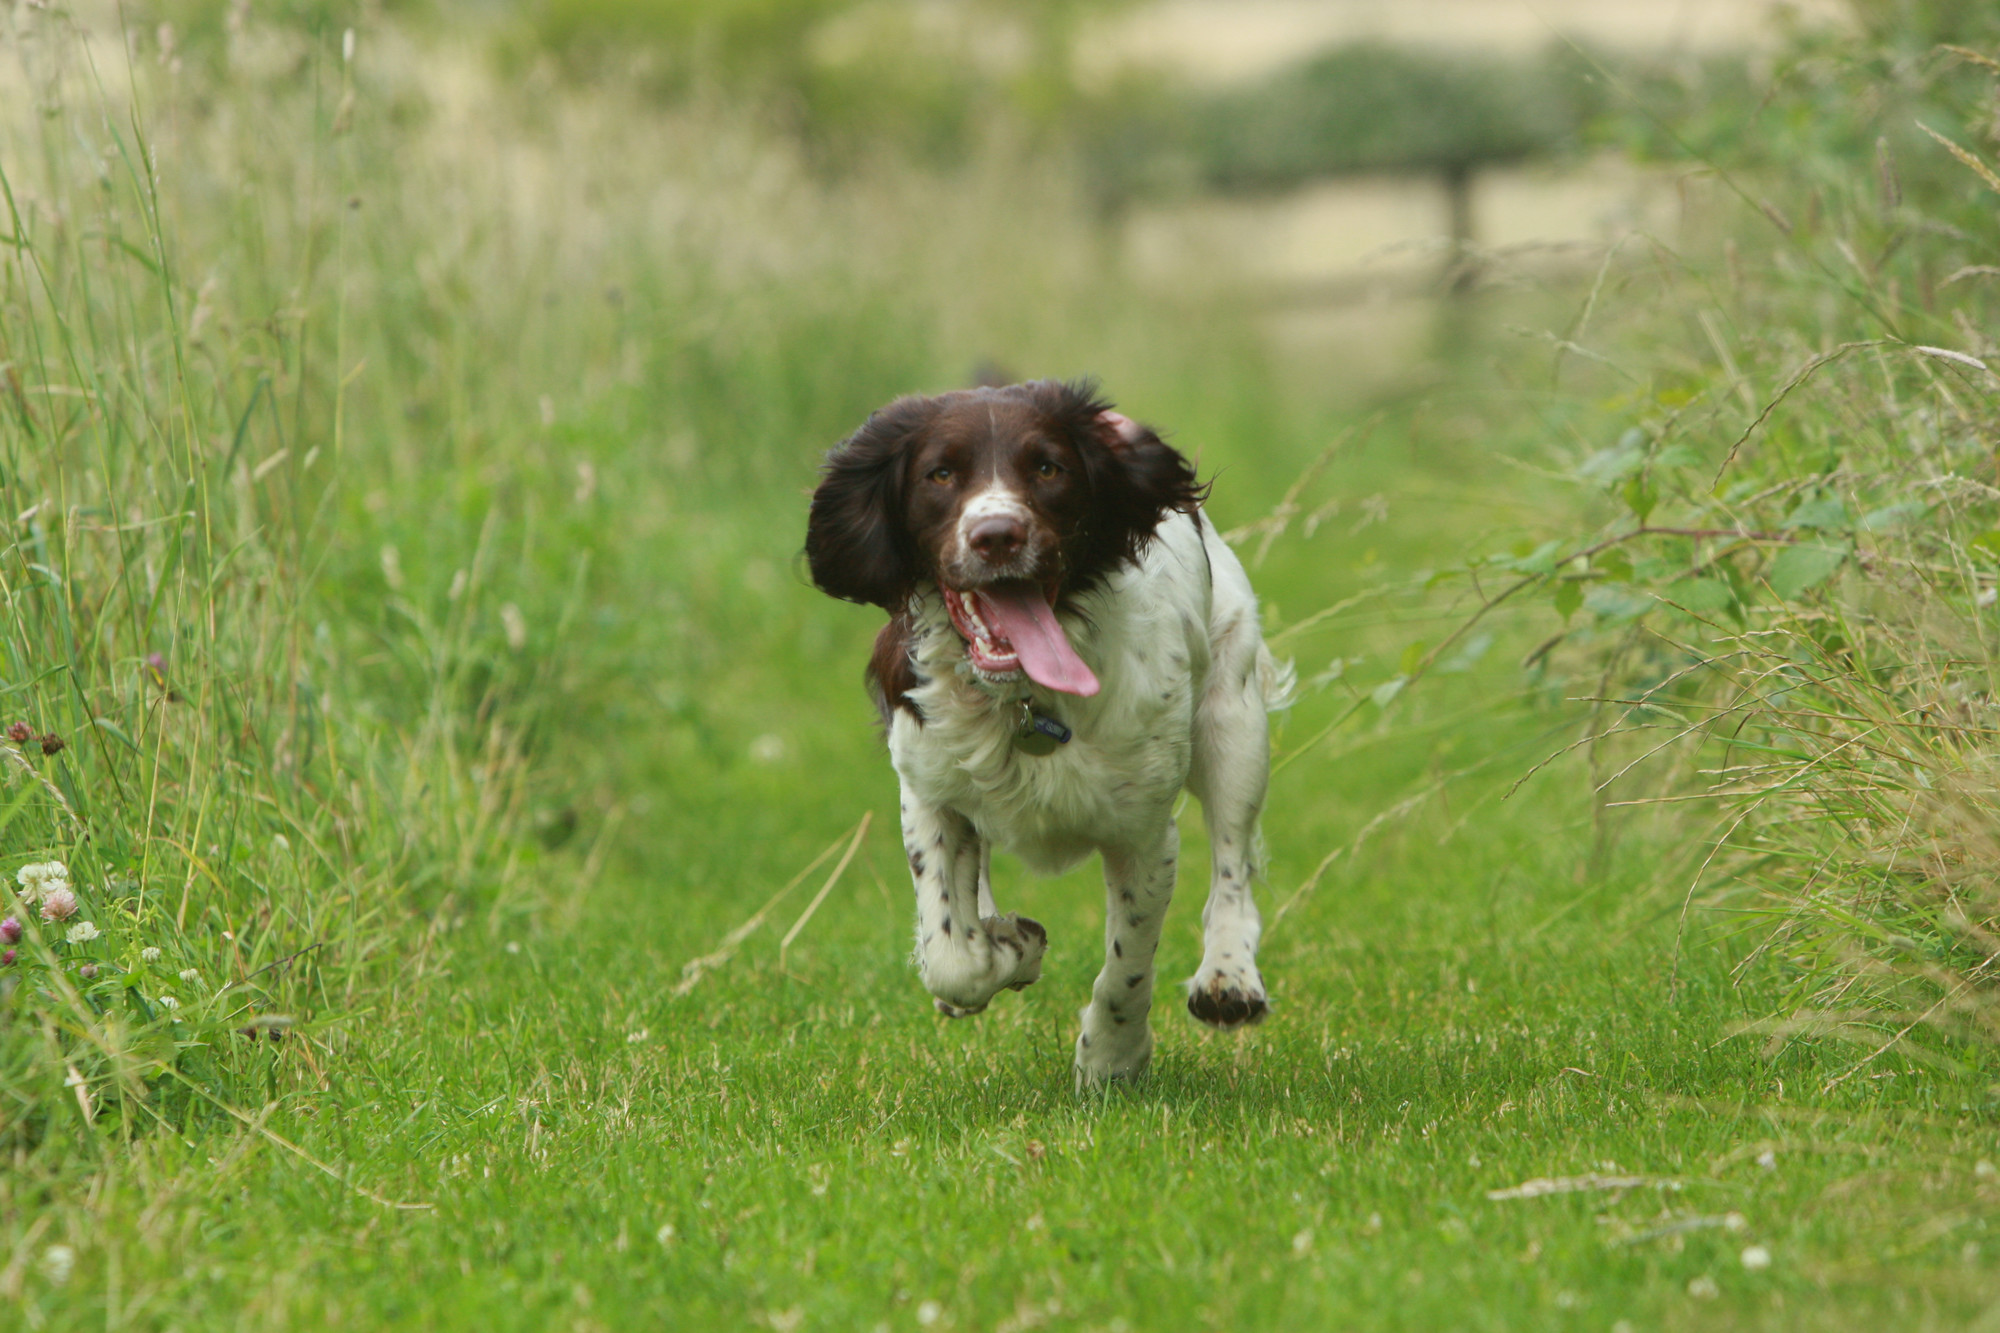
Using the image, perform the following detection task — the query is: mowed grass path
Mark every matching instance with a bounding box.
[22,413,1999,1331]
[57,727,1996,1330]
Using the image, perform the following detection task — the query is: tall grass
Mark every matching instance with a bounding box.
[0,0,1288,1159]
[1402,21,2000,1072]
[0,6,583,1152]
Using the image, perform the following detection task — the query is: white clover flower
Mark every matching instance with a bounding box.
[64,921,100,944]
[179,968,200,983]
[40,886,78,922]
[19,860,65,889]
[156,995,180,1010]
[141,946,162,963]
[39,1243,75,1286]
[17,860,70,903]
[1741,1245,1772,1271]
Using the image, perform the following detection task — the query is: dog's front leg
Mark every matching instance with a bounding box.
[1075,821,1179,1086]
[902,797,1045,1017]
[1186,644,1274,1029]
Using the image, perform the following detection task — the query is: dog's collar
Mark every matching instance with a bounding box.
[1012,697,1071,756]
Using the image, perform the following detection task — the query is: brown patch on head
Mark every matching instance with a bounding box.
[805,378,1204,610]
[898,389,1091,591]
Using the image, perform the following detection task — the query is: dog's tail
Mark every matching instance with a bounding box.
[1256,641,1297,714]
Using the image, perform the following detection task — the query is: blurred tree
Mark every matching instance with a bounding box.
[1086,44,1597,291]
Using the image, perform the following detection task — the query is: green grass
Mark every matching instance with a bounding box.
[3,4,1999,1329]
[13,735,2000,1329]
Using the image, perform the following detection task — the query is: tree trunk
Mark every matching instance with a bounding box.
[1443,161,1477,295]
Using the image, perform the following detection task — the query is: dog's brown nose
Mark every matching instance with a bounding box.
[969,516,1026,563]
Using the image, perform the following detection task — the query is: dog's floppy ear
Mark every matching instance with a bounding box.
[1037,379,1205,582]
[806,395,938,608]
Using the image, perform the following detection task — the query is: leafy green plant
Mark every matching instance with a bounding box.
[1404,28,2000,1069]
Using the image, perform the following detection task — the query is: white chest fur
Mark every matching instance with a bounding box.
[888,511,1217,873]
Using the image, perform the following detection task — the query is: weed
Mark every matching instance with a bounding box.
[1408,20,2000,1075]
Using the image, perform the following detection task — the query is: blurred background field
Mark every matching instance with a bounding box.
[4,0,2000,1326]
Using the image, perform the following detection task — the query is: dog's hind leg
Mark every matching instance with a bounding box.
[903,798,1045,1018]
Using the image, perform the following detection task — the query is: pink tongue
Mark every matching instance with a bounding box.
[976,584,1100,696]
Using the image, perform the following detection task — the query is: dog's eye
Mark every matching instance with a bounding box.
[1034,461,1061,479]
[927,466,953,484]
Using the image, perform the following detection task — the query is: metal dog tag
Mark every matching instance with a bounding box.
[1013,701,1070,757]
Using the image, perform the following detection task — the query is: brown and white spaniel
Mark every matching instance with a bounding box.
[806,379,1290,1086]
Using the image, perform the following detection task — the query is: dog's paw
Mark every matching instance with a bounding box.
[990,913,1046,991]
[921,913,1047,1015]
[1186,963,1270,1030]
[1073,1020,1152,1091]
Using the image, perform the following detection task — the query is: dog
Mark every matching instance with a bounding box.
[805,379,1290,1085]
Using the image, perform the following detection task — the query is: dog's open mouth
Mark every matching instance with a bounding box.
[940,581,1100,697]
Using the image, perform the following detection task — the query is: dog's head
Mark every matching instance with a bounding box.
[805,379,1203,695]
